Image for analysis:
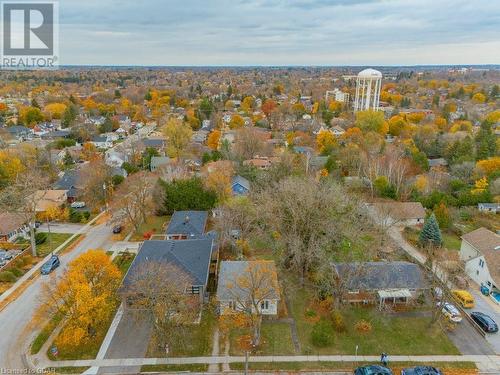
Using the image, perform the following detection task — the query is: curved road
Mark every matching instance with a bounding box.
[0,222,113,371]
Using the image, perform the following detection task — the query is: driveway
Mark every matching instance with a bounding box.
[447,318,495,355]
[470,289,500,354]
[97,310,153,374]
[0,222,113,371]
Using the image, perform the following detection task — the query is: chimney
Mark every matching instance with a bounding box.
[184,215,190,223]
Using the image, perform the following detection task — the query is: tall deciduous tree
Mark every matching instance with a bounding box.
[110,171,155,232]
[224,261,279,347]
[162,118,192,158]
[37,250,121,349]
[0,167,49,256]
[121,262,199,352]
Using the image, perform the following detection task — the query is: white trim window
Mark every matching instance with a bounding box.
[260,300,269,310]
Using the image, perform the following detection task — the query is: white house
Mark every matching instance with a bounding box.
[367,202,426,227]
[216,261,280,316]
[91,135,113,149]
[460,227,500,293]
[478,203,500,214]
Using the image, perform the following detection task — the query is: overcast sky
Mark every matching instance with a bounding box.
[59,0,500,66]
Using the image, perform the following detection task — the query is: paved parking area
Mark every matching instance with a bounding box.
[470,289,500,354]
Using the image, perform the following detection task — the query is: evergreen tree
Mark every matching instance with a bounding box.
[419,213,442,246]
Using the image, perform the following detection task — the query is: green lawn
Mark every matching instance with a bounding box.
[130,215,169,241]
[47,301,119,360]
[230,361,476,372]
[287,283,459,355]
[230,321,295,355]
[112,252,136,276]
[31,313,63,354]
[141,364,208,372]
[147,307,216,357]
[51,367,90,374]
[36,233,73,257]
[442,231,461,251]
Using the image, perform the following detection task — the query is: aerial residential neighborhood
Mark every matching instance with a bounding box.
[0,1,499,375]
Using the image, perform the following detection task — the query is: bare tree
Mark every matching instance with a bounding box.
[0,168,50,256]
[214,196,257,256]
[255,176,375,286]
[233,127,268,161]
[78,158,113,210]
[110,171,155,231]
[121,261,199,352]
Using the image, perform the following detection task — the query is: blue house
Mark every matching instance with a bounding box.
[232,175,250,196]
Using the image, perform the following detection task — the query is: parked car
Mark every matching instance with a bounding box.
[0,258,6,267]
[438,302,462,323]
[0,250,13,260]
[70,201,86,209]
[354,365,393,375]
[452,289,474,308]
[471,312,499,333]
[432,287,443,300]
[40,255,60,275]
[401,366,442,375]
[112,225,123,234]
[34,221,41,228]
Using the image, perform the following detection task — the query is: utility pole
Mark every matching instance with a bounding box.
[244,351,249,375]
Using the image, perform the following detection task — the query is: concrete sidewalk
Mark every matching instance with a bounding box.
[41,354,500,371]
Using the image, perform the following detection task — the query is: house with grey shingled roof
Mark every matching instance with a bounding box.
[332,261,428,307]
[121,238,215,305]
[166,211,208,240]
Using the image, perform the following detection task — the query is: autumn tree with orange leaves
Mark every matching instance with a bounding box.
[207,129,221,150]
[36,250,121,350]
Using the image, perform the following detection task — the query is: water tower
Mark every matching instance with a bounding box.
[353,68,382,112]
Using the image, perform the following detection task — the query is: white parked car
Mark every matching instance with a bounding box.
[439,302,462,323]
[70,201,86,209]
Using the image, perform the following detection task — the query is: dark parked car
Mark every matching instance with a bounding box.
[354,365,393,375]
[471,312,498,333]
[401,366,443,375]
[41,255,60,275]
[112,225,123,234]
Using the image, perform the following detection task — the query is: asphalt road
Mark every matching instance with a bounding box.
[37,222,86,234]
[0,222,113,372]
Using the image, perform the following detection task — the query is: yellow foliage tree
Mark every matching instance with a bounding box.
[0,150,25,183]
[472,177,488,194]
[43,103,67,119]
[229,114,245,129]
[162,117,193,158]
[38,250,121,350]
[476,157,500,176]
[207,129,221,150]
[472,92,486,104]
[316,129,337,155]
[414,175,429,194]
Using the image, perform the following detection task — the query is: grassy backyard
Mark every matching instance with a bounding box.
[130,215,169,241]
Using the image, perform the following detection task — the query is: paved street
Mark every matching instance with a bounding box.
[0,222,114,371]
[37,223,86,233]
